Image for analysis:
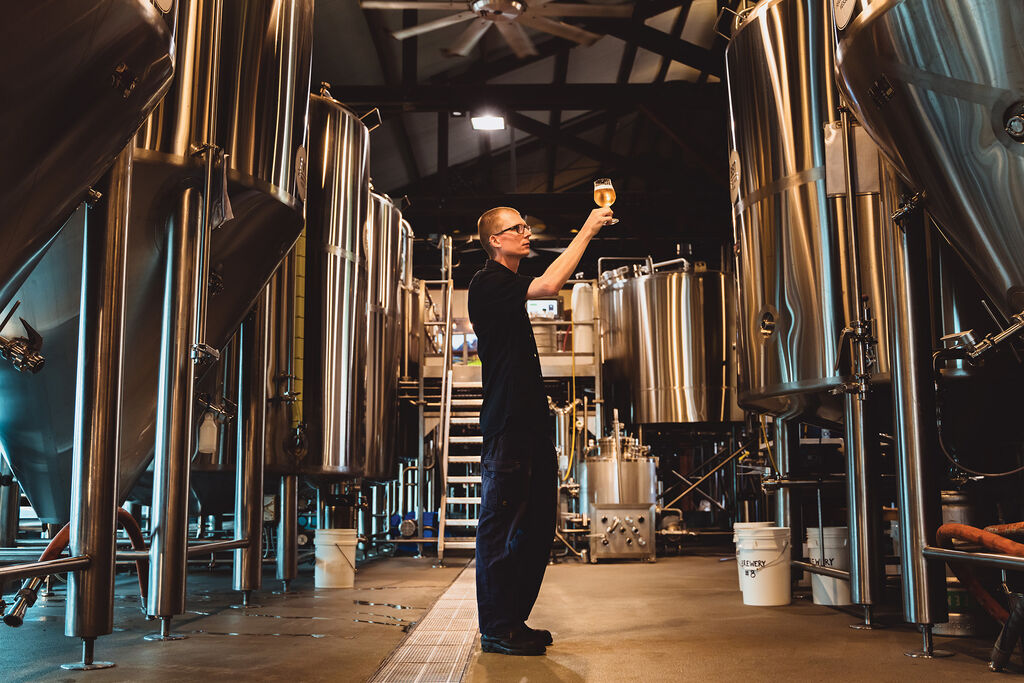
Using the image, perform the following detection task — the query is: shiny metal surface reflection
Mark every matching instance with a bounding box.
[836,0,1024,319]
[0,0,313,523]
[268,94,372,478]
[726,0,891,422]
[599,266,740,424]
[364,192,406,480]
[0,0,174,315]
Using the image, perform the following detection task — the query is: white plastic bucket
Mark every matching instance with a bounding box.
[732,522,775,586]
[806,526,851,606]
[315,528,357,588]
[736,526,791,606]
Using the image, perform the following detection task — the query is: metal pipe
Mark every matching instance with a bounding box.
[792,560,851,581]
[650,256,691,271]
[416,281,426,553]
[923,546,1024,573]
[66,146,132,643]
[277,475,298,588]
[188,539,250,556]
[772,419,792,529]
[0,463,19,549]
[761,478,846,489]
[592,279,604,431]
[234,288,269,595]
[148,186,205,620]
[882,162,947,626]
[0,556,90,582]
[844,392,881,607]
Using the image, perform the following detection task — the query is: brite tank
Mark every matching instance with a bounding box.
[726,0,891,422]
[363,192,406,480]
[0,1,175,316]
[0,0,314,523]
[265,94,372,479]
[836,0,1024,319]
[599,264,741,425]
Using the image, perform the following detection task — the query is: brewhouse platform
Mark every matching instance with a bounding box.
[1,555,1007,682]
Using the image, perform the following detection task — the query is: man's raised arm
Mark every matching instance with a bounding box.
[527,207,613,299]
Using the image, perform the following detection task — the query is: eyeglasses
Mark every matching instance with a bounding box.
[494,222,531,236]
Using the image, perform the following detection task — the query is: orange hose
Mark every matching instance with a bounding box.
[984,521,1024,537]
[37,523,70,562]
[116,507,149,602]
[935,522,1024,623]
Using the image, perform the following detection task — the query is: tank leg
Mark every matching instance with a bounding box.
[905,624,954,658]
[61,637,115,671]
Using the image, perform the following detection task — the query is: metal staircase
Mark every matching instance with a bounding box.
[438,384,483,561]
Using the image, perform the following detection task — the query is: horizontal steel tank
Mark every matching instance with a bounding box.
[266,93,372,479]
[726,0,891,423]
[0,0,175,315]
[0,0,314,523]
[836,0,1024,319]
[599,263,741,424]
[363,191,406,480]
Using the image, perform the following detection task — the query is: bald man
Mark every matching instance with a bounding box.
[468,205,613,656]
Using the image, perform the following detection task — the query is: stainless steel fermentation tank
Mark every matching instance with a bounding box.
[836,0,1024,321]
[599,263,741,425]
[726,0,900,616]
[266,93,372,480]
[726,0,892,424]
[264,96,411,483]
[364,191,410,480]
[835,0,1024,632]
[0,0,314,524]
[0,1,175,316]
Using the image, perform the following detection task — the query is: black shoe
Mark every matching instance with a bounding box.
[481,630,546,656]
[523,625,553,646]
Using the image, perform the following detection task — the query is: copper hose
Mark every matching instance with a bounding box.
[983,521,1024,538]
[37,522,71,562]
[935,522,1024,624]
[116,507,148,602]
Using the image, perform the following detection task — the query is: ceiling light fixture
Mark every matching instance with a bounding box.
[471,114,505,131]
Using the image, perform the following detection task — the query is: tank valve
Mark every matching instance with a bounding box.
[600,536,609,546]
[625,538,633,546]
[637,537,647,547]
[0,318,45,374]
[1004,104,1024,142]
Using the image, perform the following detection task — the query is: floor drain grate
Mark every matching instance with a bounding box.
[370,563,478,683]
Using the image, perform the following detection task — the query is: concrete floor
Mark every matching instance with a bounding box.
[0,552,1013,682]
[0,557,463,683]
[465,554,1009,683]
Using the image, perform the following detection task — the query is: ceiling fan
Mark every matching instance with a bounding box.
[359,0,634,58]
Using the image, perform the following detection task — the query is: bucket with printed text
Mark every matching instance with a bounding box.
[732,522,775,587]
[735,526,791,606]
[314,528,357,588]
[806,526,851,606]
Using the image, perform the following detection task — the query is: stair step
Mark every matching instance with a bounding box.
[451,398,483,406]
[448,455,481,464]
[452,381,483,389]
[446,497,481,504]
[450,435,482,444]
[450,416,479,425]
[444,519,479,526]
[443,538,477,549]
[447,476,482,485]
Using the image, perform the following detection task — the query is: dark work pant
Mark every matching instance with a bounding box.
[475,429,557,636]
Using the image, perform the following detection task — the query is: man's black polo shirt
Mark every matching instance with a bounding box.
[468,259,549,440]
